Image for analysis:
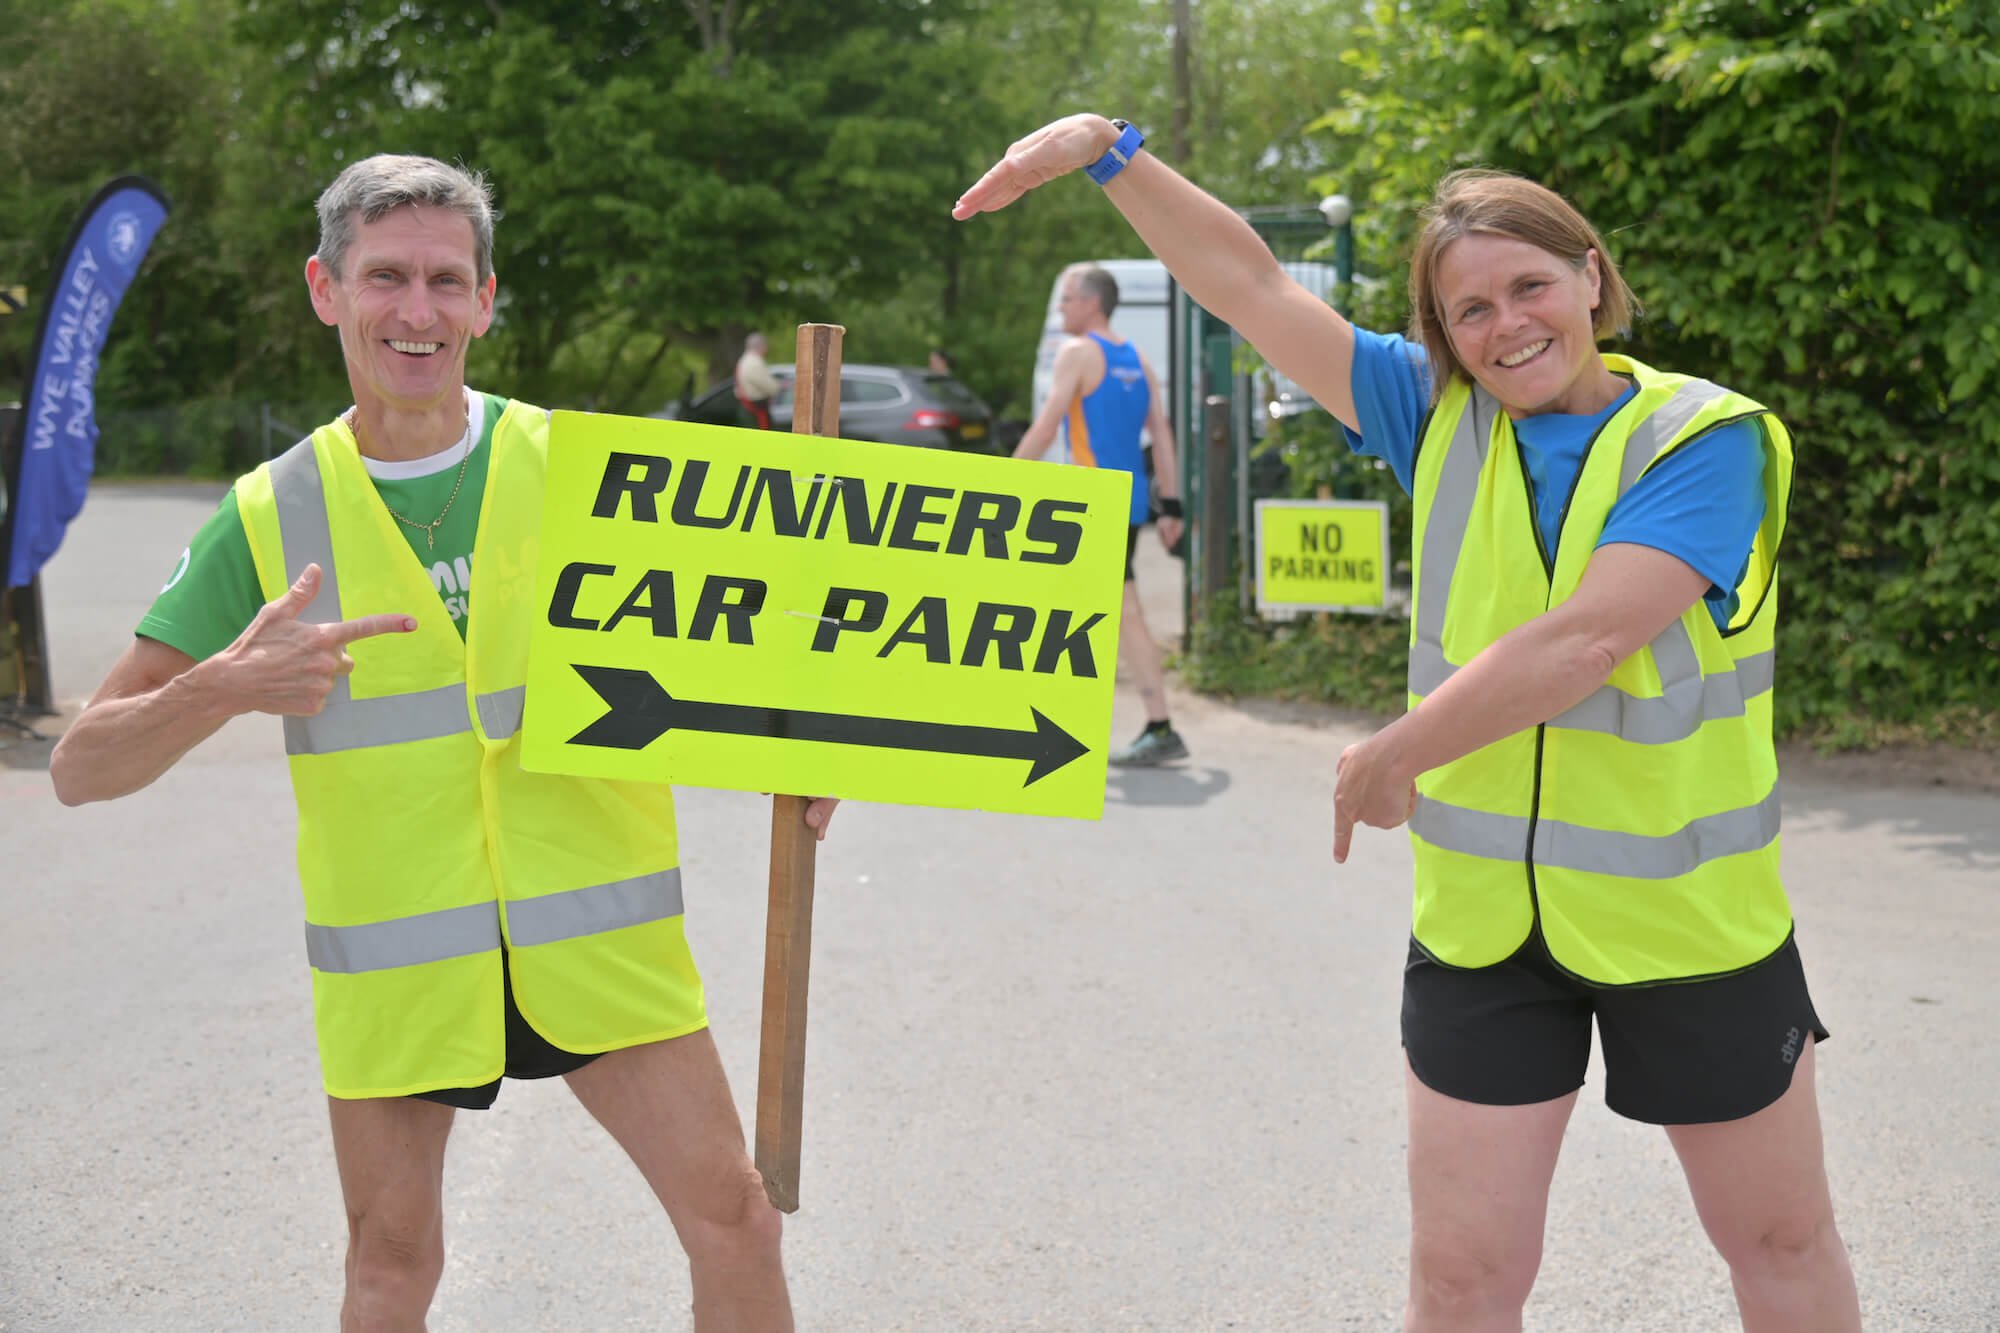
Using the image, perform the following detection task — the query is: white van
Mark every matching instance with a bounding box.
[1030,257,1356,462]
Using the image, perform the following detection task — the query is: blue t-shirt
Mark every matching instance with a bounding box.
[1341,328,1765,627]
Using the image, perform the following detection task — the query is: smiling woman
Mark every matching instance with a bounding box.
[953,113,1860,1330]
[1407,169,1636,419]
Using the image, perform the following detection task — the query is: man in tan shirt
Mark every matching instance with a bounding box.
[734,331,781,428]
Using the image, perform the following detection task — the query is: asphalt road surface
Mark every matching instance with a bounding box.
[3,481,1995,1330]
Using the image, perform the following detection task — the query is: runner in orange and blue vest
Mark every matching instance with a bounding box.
[956,116,1860,1331]
[1013,262,1188,767]
[51,154,832,1331]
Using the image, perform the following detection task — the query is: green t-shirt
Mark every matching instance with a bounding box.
[139,391,506,659]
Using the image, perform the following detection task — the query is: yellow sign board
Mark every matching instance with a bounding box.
[0,285,26,315]
[521,413,1132,818]
[1253,498,1390,615]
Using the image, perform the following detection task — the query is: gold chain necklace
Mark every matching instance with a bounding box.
[350,409,472,551]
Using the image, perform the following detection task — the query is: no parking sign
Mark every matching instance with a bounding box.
[1253,498,1390,616]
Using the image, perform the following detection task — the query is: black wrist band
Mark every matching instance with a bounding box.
[1158,497,1184,519]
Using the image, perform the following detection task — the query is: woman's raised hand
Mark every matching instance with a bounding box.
[952,115,1120,220]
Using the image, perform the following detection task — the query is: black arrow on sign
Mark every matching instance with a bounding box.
[567,664,1091,787]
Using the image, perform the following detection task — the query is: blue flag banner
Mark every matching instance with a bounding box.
[3,176,170,588]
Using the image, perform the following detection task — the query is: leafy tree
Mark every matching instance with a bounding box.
[1310,0,1999,740]
[1174,0,1367,205]
[0,1,287,407]
[903,0,1159,419]
[3,0,1368,448]
[232,0,1000,409]
[891,0,1363,422]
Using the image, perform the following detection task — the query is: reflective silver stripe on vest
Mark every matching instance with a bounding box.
[287,680,480,755]
[476,686,526,740]
[267,439,476,756]
[1409,382,1770,743]
[1546,648,1775,743]
[1410,388,1493,681]
[506,869,685,948]
[305,900,502,973]
[1617,378,1729,494]
[1409,638,1772,744]
[304,869,685,972]
[1411,786,1780,880]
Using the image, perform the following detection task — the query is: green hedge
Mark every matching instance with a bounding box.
[1195,0,1999,750]
[1193,395,1997,748]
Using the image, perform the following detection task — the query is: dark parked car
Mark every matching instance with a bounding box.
[656,363,999,454]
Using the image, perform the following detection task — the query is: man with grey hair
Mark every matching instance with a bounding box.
[1013,262,1189,766]
[313,152,500,285]
[51,152,833,1329]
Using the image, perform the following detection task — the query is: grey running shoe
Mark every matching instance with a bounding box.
[1109,726,1189,767]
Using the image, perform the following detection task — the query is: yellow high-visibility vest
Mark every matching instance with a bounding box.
[1407,354,1795,985]
[235,401,706,1098]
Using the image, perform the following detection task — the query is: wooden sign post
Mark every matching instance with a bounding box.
[520,320,1132,1209]
[755,323,843,1213]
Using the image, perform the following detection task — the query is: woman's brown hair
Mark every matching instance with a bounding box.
[1406,169,1637,405]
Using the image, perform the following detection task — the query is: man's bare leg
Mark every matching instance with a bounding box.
[565,1030,790,1332]
[1119,578,1169,722]
[327,1095,456,1332]
[1109,577,1190,765]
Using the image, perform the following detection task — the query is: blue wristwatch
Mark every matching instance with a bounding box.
[1085,119,1145,186]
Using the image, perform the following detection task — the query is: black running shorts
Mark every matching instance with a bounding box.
[1401,928,1828,1125]
[412,962,600,1111]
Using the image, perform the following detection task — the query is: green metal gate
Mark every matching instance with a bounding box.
[1173,203,1353,631]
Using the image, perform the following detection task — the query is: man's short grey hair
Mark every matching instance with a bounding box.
[315,154,497,284]
[1069,264,1120,319]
